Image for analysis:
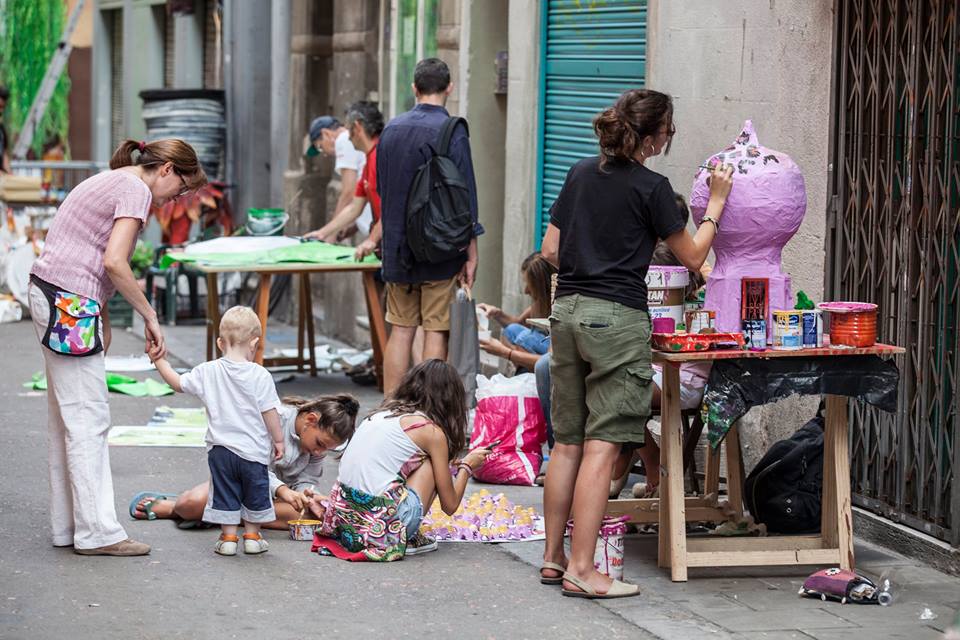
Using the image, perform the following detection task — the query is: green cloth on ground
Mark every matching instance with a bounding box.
[25,372,174,397]
[159,240,380,269]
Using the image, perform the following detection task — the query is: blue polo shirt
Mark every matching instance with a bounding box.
[376,103,481,284]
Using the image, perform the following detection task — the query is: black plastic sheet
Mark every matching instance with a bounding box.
[701,355,900,447]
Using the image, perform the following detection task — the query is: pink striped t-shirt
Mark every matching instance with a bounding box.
[31,170,152,305]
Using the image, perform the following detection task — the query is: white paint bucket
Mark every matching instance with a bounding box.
[567,515,630,580]
[646,266,689,329]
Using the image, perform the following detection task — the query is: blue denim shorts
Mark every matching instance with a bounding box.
[502,323,551,355]
[203,446,276,525]
[396,487,424,538]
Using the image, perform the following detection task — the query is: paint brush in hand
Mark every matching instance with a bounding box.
[299,485,314,519]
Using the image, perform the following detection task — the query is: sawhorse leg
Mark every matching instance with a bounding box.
[822,394,854,569]
[362,271,387,391]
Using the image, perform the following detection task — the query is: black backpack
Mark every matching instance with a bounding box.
[743,415,824,534]
[405,116,474,265]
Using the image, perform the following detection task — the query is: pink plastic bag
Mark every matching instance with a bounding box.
[469,373,547,485]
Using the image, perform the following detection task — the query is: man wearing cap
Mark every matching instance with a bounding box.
[376,58,481,393]
[304,115,373,237]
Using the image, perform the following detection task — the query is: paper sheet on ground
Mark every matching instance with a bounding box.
[109,406,208,447]
[104,354,156,372]
[160,239,379,269]
[24,372,173,396]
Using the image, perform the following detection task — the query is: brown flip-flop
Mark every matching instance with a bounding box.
[561,573,640,599]
[540,561,565,585]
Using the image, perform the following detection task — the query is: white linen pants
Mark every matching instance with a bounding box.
[29,285,127,550]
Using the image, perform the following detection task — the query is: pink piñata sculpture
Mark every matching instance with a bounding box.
[689,120,806,334]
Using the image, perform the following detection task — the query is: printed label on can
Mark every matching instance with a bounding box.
[802,310,823,347]
[743,319,766,349]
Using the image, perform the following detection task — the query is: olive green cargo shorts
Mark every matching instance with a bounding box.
[549,294,654,445]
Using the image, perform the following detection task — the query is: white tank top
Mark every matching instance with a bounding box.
[338,411,429,496]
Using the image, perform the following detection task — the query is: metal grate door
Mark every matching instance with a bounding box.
[828,0,960,545]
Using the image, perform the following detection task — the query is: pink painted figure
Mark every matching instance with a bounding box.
[689,120,806,333]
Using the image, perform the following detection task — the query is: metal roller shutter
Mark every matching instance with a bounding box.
[535,0,647,246]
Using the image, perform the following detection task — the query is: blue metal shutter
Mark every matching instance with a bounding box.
[535,0,648,246]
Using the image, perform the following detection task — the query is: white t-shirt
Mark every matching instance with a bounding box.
[333,130,374,235]
[338,411,426,496]
[180,358,282,465]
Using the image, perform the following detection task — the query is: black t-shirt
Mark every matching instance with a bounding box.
[548,156,686,310]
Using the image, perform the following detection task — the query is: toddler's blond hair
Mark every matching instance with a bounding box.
[218,306,262,346]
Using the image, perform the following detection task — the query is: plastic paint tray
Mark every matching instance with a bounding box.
[652,332,746,352]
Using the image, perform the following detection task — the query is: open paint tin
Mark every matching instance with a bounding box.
[288,519,322,541]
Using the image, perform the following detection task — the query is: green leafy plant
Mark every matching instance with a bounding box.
[130,240,154,279]
[0,0,71,158]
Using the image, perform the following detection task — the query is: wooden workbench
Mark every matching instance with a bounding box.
[193,261,386,388]
[608,343,904,582]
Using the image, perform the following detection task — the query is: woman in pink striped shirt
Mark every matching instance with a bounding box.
[29,138,206,556]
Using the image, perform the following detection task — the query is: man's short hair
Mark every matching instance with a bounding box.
[414,58,451,95]
[218,306,262,346]
[345,101,385,138]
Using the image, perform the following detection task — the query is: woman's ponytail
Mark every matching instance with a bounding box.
[109,139,143,169]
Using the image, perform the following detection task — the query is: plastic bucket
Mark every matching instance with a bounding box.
[246,208,288,236]
[646,266,689,329]
[567,515,630,580]
[819,302,878,347]
[288,519,322,541]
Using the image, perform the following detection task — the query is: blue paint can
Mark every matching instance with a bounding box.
[802,310,823,348]
[743,319,767,350]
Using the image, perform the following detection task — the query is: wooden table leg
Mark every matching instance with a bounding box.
[659,363,688,581]
[296,275,305,373]
[823,394,854,569]
[724,423,745,518]
[303,273,317,377]
[705,441,721,498]
[255,273,272,365]
[205,273,220,361]
[362,271,387,391]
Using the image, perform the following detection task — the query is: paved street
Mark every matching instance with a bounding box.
[1,318,957,640]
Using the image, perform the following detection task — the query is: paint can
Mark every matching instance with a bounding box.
[772,310,803,350]
[801,310,823,348]
[743,319,767,350]
[818,302,878,347]
[685,309,716,334]
[288,519,322,541]
[567,515,629,580]
[652,316,675,333]
[646,266,689,330]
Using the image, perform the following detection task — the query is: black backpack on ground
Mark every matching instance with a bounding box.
[405,116,473,265]
[743,415,824,534]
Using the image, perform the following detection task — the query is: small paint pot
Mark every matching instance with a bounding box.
[288,519,322,541]
[652,316,675,333]
[772,310,803,350]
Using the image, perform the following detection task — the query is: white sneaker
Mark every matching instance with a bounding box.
[243,533,269,554]
[215,535,238,556]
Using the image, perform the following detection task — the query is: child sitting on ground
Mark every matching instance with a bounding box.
[479,252,557,369]
[151,306,285,556]
[308,360,492,561]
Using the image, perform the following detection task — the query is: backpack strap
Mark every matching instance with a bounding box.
[437,116,469,156]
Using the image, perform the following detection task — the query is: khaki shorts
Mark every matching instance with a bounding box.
[385,277,458,331]
[549,294,654,445]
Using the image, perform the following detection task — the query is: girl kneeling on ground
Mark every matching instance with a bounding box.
[308,359,491,561]
[130,395,359,529]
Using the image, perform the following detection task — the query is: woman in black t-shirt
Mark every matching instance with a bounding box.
[538,89,734,599]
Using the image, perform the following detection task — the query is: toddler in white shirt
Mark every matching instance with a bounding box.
[152,306,284,556]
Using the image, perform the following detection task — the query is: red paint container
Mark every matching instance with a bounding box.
[818,302,878,347]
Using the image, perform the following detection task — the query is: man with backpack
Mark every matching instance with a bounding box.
[376,57,481,393]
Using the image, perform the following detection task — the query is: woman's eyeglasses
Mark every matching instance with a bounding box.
[174,172,190,198]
